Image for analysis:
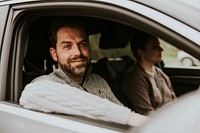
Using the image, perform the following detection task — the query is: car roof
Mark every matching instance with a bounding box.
[133,0,200,31]
[0,0,199,31]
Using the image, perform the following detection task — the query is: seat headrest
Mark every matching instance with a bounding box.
[25,19,52,62]
[99,23,132,49]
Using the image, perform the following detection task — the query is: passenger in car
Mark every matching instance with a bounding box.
[121,32,177,116]
[19,19,148,126]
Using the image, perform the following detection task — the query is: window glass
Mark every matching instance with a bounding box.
[89,33,133,63]
[160,39,200,69]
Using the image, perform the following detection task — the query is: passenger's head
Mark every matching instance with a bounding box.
[130,32,163,63]
[49,19,91,77]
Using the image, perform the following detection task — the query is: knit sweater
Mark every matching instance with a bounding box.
[20,68,133,125]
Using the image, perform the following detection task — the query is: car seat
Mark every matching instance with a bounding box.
[92,56,134,108]
[23,19,54,88]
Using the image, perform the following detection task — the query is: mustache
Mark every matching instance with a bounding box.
[69,55,88,62]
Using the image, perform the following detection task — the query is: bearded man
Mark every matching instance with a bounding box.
[20,20,148,127]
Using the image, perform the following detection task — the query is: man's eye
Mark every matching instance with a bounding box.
[64,44,71,49]
[80,42,89,47]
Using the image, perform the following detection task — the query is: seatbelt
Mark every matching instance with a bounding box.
[153,68,164,106]
[106,59,117,81]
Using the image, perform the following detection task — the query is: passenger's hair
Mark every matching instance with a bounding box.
[48,19,89,48]
[130,32,156,60]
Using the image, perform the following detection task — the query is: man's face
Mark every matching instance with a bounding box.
[50,26,91,77]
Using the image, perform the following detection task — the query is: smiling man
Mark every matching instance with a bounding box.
[19,19,148,127]
[49,21,91,85]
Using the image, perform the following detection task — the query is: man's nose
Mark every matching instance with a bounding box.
[73,44,81,55]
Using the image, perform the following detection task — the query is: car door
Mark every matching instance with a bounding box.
[0,0,199,133]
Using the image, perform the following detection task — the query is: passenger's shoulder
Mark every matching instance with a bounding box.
[31,74,51,83]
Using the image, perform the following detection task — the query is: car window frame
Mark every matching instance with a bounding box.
[2,0,199,101]
[0,1,199,132]
[0,5,9,53]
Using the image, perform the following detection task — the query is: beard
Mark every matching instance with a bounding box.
[58,55,90,77]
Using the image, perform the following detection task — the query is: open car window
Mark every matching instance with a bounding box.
[160,39,200,69]
[0,1,199,132]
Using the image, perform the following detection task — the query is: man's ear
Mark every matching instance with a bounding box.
[50,47,58,61]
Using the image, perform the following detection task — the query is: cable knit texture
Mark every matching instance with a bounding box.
[20,68,131,125]
[20,80,131,124]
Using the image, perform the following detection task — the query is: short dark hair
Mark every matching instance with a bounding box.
[48,19,89,48]
[130,32,156,60]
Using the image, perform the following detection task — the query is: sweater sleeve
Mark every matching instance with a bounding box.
[19,80,131,125]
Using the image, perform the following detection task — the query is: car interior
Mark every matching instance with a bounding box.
[22,16,137,108]
[20,15,200,109]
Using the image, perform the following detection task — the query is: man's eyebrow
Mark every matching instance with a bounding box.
[60,39,88,45]
[78,39,89,43]
[61,41,71,45]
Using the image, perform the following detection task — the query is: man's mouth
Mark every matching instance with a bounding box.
[71,59,86,66]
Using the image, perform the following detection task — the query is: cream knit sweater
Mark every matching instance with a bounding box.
[20,80,131,124]
[19,68,148,126]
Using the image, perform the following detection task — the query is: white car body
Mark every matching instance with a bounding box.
[0,0,200,132]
